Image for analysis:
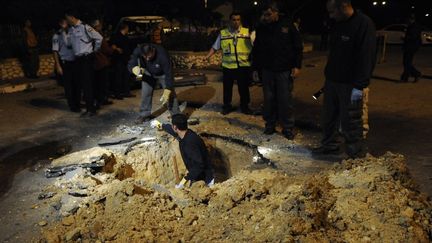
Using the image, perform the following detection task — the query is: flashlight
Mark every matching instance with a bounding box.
[312,88,324,100]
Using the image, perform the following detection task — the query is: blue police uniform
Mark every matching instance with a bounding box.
[69,20,103,115]
[52,29,80,111]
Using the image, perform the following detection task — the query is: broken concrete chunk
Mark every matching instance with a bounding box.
[60,195,83,217]
[98,135,137,146]
[38,191,56,200]
[50,147,112,168]
[68,189,89,197]
[65,227,81,241]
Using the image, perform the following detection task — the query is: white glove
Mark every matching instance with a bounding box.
[132,66,145,77]
[351,88,363,103]
[175,177,189,189]
[150,120,162,130]
[207,178,215,188]
[160,89,172,105]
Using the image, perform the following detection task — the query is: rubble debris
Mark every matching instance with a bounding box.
[97,135,137,146]
[116,125,145,135]
[45,148,113,178]
[38,191,56,200]
[38,221,48,227]
[38,153,432,242]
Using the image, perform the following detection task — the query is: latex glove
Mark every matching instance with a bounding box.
[351,88,363,103]
[160,89,172,105]
[207,178,215,188]
[291,68,301,79]
[175,177,189,189]
[252,71,260,82]
[132,66,145,77]
[150,120,162,130]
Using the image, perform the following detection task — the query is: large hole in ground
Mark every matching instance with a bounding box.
[204,137,254,182]
[118,134,257,186]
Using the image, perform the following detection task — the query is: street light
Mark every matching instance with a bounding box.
[382,1,386,5]
[254,1,258,6]
[373,2,378,6]
[426,14,430,17]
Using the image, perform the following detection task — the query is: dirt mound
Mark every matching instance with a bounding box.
[38,153,432,242]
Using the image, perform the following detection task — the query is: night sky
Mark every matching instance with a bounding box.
[1,0,431,31]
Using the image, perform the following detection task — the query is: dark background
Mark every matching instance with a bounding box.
[1,0,431,29]
[0,0,431,58]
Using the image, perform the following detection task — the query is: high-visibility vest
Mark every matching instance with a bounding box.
[220,27,252,69]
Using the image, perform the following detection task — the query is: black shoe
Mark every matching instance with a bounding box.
[122,93,136,98]
[70,107,81,113]
[413,74,421,83]
[263,127,276,135]
[221,106,235,115]
[101,100,114,105]
[80,111,97,118]
[134,115,154,124]
[241,107,254,115]
[312,146,340,155]
[282,130,295,140]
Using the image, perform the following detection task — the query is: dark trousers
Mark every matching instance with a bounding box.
[22,47,40,77]
[94,67,110,104]
[61,60,80,111]
[321,80,364,156]
[75,55,96,113]
[401,48,421,81]
[113,61,131,96]
[222,67,251,109]
[261,69,294,131]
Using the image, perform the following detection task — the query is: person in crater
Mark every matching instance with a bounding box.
[151,114,215,189]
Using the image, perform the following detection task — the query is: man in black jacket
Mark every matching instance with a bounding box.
[252,2,303,140]
[401,14,422,83]
[313,0,376,158]
[151,114,214,188]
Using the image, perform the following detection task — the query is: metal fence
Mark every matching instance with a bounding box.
[0,24,218,60]
[0,24,55,59]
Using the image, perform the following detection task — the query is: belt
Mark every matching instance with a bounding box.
[76,53,94,59]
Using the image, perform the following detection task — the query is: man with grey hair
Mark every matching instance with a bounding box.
[313,0,376,158]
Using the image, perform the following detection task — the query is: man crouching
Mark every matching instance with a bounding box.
[151,114,214,189]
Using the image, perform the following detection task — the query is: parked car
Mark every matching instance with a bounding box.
[377,24,432,45]
[115,16,166,48]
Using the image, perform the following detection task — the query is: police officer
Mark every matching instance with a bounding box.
[252,2,303,140]
[401,14,422,83]
[206,12,253,115]
[128,43,180,124]
[313,0,376,158]
[65,10,103,117]
[52,18,79,112]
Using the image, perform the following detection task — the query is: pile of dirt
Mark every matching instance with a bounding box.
[38,152,431,242]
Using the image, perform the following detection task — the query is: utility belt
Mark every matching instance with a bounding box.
[61,59,75,64]
[75,53,95,61]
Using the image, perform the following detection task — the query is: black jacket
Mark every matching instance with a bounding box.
[162,124,214,183]
[252,17,303,72]
[325,11,376,89]
[128,44,174,89]
[110,32,131,63]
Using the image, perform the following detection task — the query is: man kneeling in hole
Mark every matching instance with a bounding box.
[151,114,215,189]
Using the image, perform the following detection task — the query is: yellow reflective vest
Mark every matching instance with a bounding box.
[220,27,252,69]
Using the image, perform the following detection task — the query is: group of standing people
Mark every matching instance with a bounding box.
[52,10,134,116]
[204,0,376,159]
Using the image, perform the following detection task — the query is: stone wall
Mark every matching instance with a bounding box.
[0,54,55,80]
[0,44,312,81]
[0,52,220,81]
